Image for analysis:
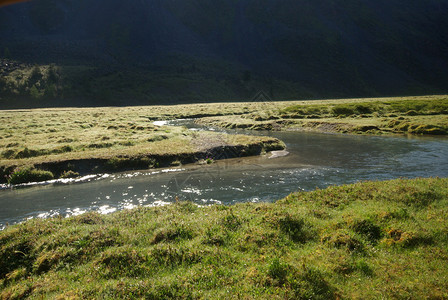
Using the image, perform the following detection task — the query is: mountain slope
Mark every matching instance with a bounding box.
[1,0,447,108]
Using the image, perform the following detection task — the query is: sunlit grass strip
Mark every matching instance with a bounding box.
[1,177,447,299]
[1,95,446,183]
[197,95,448,135]
[0,104,285,183]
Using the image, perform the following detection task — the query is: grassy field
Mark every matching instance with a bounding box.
[1,177,447,299]
[1,95,447,184]
[0,104,286,184]
[197,95,448,135]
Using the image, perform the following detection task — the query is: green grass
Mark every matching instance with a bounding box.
[282,97,448,116]
[1,96,446,184]
[0,104,286,183]
[1,177,447,299]
[197,95,448,135]
[7,166,54,185]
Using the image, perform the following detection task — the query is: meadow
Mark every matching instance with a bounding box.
[0,103,286,184]
[197,95,448,135]
[1,96,447,298]
[1,95,447,184]
[1,177,447,299]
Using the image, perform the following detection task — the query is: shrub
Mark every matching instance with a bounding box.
[8,167,54,184]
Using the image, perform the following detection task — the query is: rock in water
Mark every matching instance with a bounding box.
[269,150,289,159]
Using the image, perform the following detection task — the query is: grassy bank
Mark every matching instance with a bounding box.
[197,95,448,135]
[1,95,447,184]
[0,105,285,184]
[1,177,447,299]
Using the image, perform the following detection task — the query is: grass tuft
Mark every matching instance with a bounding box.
[8,167,54,184]
[151,224,194,245]
[277,213,314,243]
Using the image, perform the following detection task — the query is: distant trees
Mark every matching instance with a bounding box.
[0,76,6,93]
[28,65,43,86]
[27,65,44,99]
[44,64,61,98]
[25,64,61,99]
[29,84,41,99]
[47,65,59,84]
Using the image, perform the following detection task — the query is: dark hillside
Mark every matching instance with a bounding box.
[1,0,447,108]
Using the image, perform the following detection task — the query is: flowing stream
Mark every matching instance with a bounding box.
[1,120,448,229]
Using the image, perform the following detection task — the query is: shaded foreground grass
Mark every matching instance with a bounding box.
[1,177,447,299]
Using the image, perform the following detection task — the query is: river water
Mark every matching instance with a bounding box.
[1,121,447,229]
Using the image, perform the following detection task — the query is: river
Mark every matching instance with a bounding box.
[1,120,447,229]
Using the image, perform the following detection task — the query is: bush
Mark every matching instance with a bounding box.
[8,167,54,184]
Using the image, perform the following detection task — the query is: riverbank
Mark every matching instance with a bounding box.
[0,105,286,184]
[196,95,448,135]
[1,95,446,184]
[1,177,447,298]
